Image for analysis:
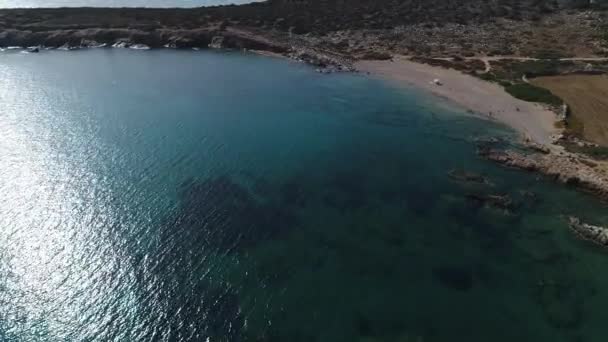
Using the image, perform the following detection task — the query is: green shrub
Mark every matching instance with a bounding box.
[566,143,608,160]
[512,60,564,77]
[599,30,608,47]
[478,72,498,82]
[533,49,570,59]
[505,83,562,105]
[566,115,585,137]
[583,146,608,159]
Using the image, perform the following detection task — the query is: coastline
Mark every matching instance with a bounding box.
[355,56,559,146]
[357,55,608,220]
[3,45,608,340]
[3,30,608,218]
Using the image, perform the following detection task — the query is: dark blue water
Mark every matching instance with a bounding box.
[1,49,607,342]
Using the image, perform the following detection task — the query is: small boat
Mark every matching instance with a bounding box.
[26,46,40,53]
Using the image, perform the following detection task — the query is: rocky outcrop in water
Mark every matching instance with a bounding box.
[433,265,473,291]
[466,193,515,212]
[478,147,608,202]
[447,169,491,185]
[568,216,608,246]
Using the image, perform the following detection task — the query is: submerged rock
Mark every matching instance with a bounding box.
[447,169,491,185]
[518,189,542,208]
[478,147,608,202]
[161,176,298,253]
[433,265,473,291]
[568,216,608,246]
[466,193,514,212]
[536,276,585,330]
[473,136,504,146]
[280,181,307,207]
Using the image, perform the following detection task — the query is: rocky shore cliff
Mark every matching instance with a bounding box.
[2,1,608,64]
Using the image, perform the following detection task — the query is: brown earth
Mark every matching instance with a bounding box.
[532,75,608,146]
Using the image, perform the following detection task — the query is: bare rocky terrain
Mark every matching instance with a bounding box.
[2,1,608,61]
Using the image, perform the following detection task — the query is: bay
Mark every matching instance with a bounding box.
[0,48,607,341]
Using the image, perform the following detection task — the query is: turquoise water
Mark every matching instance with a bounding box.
[0,0,256,8]
[1,49,608,342]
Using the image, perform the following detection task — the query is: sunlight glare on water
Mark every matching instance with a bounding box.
[0,62,138,340]
[1,49,608,342]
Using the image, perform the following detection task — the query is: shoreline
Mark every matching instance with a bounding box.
[3,4,608,250]
[0,44,582,149]
[5,43,608,210]
[355,56,559,146]
[0,44,588,150]
[357,56,608,213]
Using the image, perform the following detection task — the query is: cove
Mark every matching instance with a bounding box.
[0,49,607,341]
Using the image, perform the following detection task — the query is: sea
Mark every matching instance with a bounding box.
[0,48,608,342]
[0,0,256,8]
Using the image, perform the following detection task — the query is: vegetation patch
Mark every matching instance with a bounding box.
[565,115,585,138]
[411,57,485,74]
[563,143,608,160]
[515,60,568,77]
[581,146,608,160]
[532,49,571,60]
[596,26,608,49]
[505,83,562,106]
[490,59,568,81]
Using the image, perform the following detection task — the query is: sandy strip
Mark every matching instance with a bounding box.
[356,56,558,145]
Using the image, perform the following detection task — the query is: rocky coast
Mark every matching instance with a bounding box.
[0,7,356,71]
[478,146,608,202]
[569,216,608,246]
[475,142,608,245]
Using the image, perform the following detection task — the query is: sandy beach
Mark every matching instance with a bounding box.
[356,56,559,145]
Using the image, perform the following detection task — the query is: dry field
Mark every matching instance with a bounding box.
[532,75,608,146]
